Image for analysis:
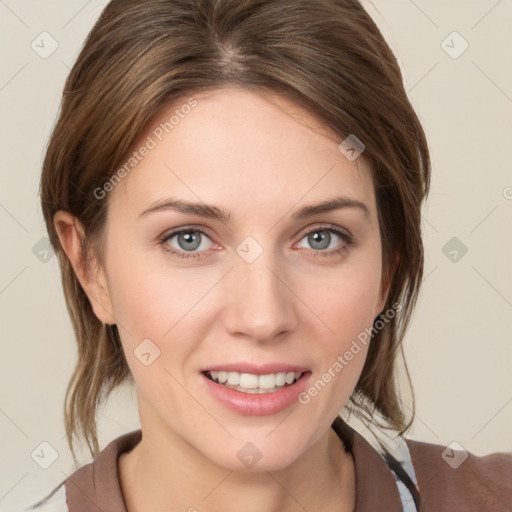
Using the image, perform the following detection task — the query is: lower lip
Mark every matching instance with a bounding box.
[200,372,311,416]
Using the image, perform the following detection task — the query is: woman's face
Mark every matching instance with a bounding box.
[94,87,390,470]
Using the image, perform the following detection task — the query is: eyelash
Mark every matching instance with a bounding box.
[158,224,354,260]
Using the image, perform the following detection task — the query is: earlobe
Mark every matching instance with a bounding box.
[53,211,116,325]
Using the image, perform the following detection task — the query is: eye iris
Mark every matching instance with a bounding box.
[308,230,330,250]
[178,231,201,251]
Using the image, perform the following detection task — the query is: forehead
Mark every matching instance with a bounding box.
[108,86,376,223]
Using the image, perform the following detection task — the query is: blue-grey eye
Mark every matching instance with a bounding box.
[297,229,346,251]
[165,229,213,252]
[307,230,332,250]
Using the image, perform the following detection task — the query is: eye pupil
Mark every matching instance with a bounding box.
[178,231,201,251]
[165,227,346,259]
[308,230,330,250]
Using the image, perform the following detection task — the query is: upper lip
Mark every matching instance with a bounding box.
[201,363,310,375]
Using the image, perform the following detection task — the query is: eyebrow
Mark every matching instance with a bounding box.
[137,195,371,222]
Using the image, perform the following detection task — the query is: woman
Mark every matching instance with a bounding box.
[20,0,512,510]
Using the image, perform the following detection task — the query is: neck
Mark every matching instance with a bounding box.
[119,421,355,512]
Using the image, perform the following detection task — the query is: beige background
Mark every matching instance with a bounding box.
[1,0,511,509]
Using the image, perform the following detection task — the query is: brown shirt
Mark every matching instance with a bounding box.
[29,418,512,511]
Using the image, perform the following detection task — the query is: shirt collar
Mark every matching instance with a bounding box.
[65,418,403,511]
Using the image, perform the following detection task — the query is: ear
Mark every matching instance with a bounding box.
[53,210,116,325]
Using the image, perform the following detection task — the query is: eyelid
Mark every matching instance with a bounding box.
[160,222,352,243]
[159,224,216,240]
[158,225,217,257]
[294,222,352,241]
[159,223,354,259]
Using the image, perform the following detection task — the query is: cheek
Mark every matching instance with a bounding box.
[308,255,383,342]
[106,259,206,399]
[105,225,383,360]
[105,242,207,335]
[105,249,223,386]
[296,265,381,413]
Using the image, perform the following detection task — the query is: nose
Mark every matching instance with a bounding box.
[221,249,298,343]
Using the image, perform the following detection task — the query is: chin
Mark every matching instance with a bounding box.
[194,427,311,473]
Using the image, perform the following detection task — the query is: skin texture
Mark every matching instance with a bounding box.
[54,87,391,512]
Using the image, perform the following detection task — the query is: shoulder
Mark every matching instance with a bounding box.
[11,429,142,512]
[406,437,512,511]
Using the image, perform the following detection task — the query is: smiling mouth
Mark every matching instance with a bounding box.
[202,370,307,394]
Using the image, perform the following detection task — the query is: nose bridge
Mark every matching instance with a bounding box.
[222,239,297,340]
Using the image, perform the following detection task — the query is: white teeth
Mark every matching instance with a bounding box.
[258,373,276,389]
[227,372,240,385]
[285,372,296,384]
[239,373,259,389]
[206,370,304,391]
[275,372,286,386]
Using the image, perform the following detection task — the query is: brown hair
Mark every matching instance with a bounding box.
[40,0,430,464]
